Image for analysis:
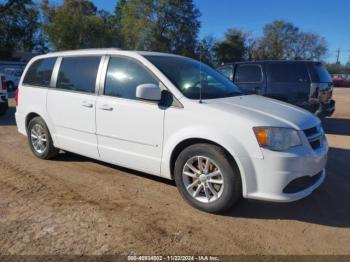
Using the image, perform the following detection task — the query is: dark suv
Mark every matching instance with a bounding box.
[217,61,335,117]
[0,74,8,116]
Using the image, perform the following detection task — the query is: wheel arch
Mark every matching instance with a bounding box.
[25,112,55,142]
[25,112,41,131]
[168,137,246,195]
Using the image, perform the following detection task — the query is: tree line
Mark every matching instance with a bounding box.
[0,0,336,67]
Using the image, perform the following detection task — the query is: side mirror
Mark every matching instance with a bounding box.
[136,83,162,101]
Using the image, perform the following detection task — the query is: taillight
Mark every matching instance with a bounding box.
[15,88,19,106]
[309,83,319,102]
[1,76,6,90]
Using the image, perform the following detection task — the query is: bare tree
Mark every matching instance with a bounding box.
[253,20,328,61]
[289,32,328,60]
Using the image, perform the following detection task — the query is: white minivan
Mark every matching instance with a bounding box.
[15,49,328,213]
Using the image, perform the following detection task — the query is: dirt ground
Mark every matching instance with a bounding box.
[0,89,349,255]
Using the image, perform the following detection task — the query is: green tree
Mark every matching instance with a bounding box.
[42,0,118,50]
[149,0,201,57]
[195,36,217,66]
[0,0,42,59]
[118,0,200,57]
[258,20,299,59]
[213,29,246,64]
[114,0,127,29]
[119,0,154,50]
[326,63,348,74]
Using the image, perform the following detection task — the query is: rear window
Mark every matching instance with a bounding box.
[23,58,56,87]
[313,63,332,82]
[267,63,310,83]
[56,56,101,93]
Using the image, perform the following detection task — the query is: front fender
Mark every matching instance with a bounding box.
[160,125,263,197]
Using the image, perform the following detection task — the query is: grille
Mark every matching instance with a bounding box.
[303,125,323,150]
[304,127,318,137]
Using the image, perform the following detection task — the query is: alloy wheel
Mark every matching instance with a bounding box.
[182,156,224,203]
[30,124,47,154]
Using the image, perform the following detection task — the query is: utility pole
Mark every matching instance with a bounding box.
[336,48,340,64]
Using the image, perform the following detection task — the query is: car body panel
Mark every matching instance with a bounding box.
[96,95,165,175]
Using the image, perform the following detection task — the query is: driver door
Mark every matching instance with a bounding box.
[96,56,165,175]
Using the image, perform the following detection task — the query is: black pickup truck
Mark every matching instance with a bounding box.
[217,60,335,117]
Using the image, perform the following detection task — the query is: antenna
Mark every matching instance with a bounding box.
[199,42,203,104]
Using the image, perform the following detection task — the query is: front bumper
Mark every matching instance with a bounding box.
[315,99,335,118]
[240,134,328,202]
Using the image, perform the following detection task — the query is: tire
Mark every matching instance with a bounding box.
[174,143,241,213]
[27,116,58,159]
[0,102,7,116]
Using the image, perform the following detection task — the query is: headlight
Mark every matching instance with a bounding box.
[253,127,302,151]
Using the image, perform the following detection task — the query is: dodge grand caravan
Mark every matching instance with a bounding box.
[15,49,328,213]
[217,61,335,118]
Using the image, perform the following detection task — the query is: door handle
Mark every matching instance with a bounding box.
[99,104,114,111]
[82,101,93,108]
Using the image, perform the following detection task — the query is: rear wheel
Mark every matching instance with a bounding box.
[27,117,58,159]
[174,143,241,213]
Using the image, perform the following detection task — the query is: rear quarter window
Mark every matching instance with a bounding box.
[267,63,310,83]
[312,63,332,83]
[23,58,57,87]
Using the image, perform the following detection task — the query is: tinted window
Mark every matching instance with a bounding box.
[104,57,158,100]
[313,63,332,82]
[56,56,101,93]
[23,58,56,87]
[218,67,233,81]
[145,55,242,100]
[235,64,262,83]
[267,63,310,83]
[15,70,23,77]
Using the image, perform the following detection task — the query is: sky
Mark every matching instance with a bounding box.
[62,0,350,64]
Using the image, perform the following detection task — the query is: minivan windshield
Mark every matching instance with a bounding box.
[144,55,242,99]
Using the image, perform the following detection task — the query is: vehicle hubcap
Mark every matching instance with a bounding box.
[30,124,47,154]
[182,156,224,203]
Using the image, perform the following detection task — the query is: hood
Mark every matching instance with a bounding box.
[205,95,320,130]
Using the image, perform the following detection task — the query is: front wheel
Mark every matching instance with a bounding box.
[27,116,58,159]
[174,144,241,213]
